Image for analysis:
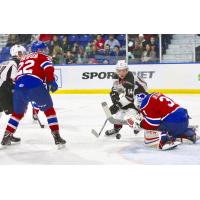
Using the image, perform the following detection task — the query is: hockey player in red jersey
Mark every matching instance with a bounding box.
[1,41,66,147]
[127,92,197,150]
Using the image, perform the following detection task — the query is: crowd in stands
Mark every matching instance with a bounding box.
[128,34,159,63]
[0,34,126,65]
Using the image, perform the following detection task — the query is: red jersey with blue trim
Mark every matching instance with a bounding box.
[16,52,54,83]
[140,92,180,130]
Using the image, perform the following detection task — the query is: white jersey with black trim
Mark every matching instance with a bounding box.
[0,60,18,87]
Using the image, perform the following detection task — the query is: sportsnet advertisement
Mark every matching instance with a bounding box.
[55,64,200,94]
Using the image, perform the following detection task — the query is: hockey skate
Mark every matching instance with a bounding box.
[51,131,66,149]
[159,139,181,151]
[10,135,21,143]
[105,128,120,136]
[1,132,12,146]
[183,134,197,144]
[1,132,21,148]
[178,126,198,144]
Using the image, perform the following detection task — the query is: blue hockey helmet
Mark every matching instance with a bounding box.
[31,41,48,53]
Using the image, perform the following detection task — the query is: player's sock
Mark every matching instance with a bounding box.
[6,113,24,134]
[44,107,59,132]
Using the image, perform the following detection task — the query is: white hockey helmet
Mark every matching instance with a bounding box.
[116,60,129,70]
[10,45,26,57]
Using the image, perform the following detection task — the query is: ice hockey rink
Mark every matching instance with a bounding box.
[0,94,200,165]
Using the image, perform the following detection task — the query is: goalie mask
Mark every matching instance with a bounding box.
[134,93,146,109]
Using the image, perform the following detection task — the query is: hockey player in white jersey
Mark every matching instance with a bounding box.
[105,60,148,136]
[0,44,26,143]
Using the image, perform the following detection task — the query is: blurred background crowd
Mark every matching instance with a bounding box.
[0,34,200,65]
[128,34,159,64]
[1,34,126,65]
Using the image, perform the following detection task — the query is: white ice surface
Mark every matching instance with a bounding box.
[0,94,200,165]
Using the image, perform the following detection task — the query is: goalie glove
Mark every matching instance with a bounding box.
[126,113,143,131]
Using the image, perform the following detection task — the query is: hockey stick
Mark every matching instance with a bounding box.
[101,102,128,125]
[91,119,108,138]
[31,102,45,128]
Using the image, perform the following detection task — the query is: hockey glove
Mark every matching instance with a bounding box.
[110,90,120,104]
[109,102,123,115]
[47,81,58,93]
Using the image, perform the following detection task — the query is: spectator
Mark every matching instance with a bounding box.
[77,47,87,64]
[128,35,135,52]
[71,42,79,55]
[104,44,111,56]
[111,46,125,63]
[138,34,148,48]
[85,42,92,54]
[61,36,71,52]
[149,36,159,56]
[132,40,143,62]
[65,50,77,64]
[6,34,17,47]
[104,34,120,50]
[95,34,105,50]
[141,44,157,63]
[87,45,98,59]
[16,34,32,46]
[52,45,64,64]
[49,35,61,54]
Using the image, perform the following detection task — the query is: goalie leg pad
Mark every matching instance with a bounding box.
[144,130,160,147]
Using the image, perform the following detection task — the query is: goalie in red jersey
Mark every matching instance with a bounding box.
[127,92,197,150]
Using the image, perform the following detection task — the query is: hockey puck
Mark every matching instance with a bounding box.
[41,125,45,128]
[116,133,121,139]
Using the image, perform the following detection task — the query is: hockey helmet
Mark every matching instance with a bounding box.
[10,44,26,57]
[116,60,129,70]
[31,41,48,53]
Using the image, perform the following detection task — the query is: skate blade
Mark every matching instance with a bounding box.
[0,144,8,150]
[57,143,66,150]
[0,141,21,150]
[91,129,100,138]
[11,141,21,145]
[104,134,117,138]
[161,141,181,151]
